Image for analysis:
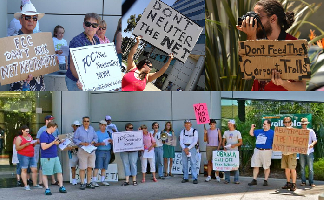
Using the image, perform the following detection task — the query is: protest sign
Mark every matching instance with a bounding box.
[70,43,122,91]
[239,55,310,80]
[0,32,59,85]
[273,127,309,154]
[132,0,203,63]
[212,150,239,171]
[71,163,118,183]
[171,152,201,175]
[112,131,144,153]
[193,103,210,124]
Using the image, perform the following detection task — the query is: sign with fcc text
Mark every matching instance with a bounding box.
[70,43,122,91]
[112,131,144,153]
[133,0,203,63]
[193,103,210,124]
[213,150,239,171]
[0,32,59,85]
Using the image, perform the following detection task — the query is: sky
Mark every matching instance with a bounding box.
[122,0,176,38]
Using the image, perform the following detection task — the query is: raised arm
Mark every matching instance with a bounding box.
[127,36,141,71]
[250,124,255,136]
[148,53,174,82]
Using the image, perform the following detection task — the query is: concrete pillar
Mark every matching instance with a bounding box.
[185,56,205,91]
[0,0,7,38]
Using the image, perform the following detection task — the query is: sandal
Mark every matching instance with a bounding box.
[51,181,59,185]
[153,178,158,182]
[121,182,129,186]
[169,173,174,177]
[133,181,138,186]
[300,182,306,186]
[164,173,168,177]
[310,184,316,187]
[141,179,145,183]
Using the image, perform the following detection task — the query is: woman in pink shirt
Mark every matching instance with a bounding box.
[140,124,157,183]
[122,36,174,91]
[95,20,110,44]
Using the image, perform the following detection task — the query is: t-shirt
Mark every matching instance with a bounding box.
[39,131,57,158]
[151,131,163,147]
[254,129,274,149]
[96,130,111,151]
[106,124,118,134]
[223,130,242,151]
[207,128,220,147]
[143,133,156,150]
[52,37,67,64]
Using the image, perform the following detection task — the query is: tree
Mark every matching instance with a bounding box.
[124,14,142,33]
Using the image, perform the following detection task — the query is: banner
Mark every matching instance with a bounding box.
[171,152,201,175]
[212,150,239,171]
[0,32,59,85]
[112,131,144,153]
[193,103,210,124]
[273,127,309,154]
[262,114,312,129]
[132,0,203,63]
[70,43,122,91]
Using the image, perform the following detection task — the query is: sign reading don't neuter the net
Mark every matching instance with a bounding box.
[132,0,203,63]
[70,43,122,91]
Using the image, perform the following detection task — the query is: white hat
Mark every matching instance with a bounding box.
[228,119,236,124]
[71,120,81,126]
[14,3,45,20]
[105,115,112,121]
[21,0,31,6]
[99,120,107,125]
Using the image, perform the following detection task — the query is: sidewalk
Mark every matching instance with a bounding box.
[0,175,323,200]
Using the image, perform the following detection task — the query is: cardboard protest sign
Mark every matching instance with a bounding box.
[193,103,210,124]
[171,152,201,175]
[239,40,308,56]
[212,150,239,171]
[112,131,144,152]
[0,32,59,85]
[70,43,122,91]
[132,0,203,63]
[273,127,309,154]
[239,55,310,80]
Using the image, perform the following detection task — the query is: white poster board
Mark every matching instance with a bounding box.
[171,152,201,175]
[212,150,239,171]
[132,0,203,63]
[70,43,122,91]
[112,131,144,153]
[70,163,118,183]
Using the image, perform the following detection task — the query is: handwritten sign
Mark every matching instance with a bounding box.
[171,152,201,175]
[0,32,59,85]
[112,131,144,153]
[132,0,203,63]
[70,163,118,183]
[273,127,309,154]
[193,103,210,124]
[213,150,239,171]
[70,43,122,91]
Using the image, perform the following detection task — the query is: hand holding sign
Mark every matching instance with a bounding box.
[193,103,210,124]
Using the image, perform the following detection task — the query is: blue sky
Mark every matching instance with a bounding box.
[122,0,176,38]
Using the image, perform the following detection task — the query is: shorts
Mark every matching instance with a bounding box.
[281,153,297,169]
[40,157,62,175]
[77,148,96,170]
[251,148,272,169]
[16,163,32,175]
[69,154,79,168]
[206,146,218,161]
[95,150,111,170]
[17,154,37,169]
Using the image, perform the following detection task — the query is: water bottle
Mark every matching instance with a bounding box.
[22,82,30,91]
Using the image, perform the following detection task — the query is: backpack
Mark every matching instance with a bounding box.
[182,129,199,149]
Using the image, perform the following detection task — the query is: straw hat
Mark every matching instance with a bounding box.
[300,118,310,125]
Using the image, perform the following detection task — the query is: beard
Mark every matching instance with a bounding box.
[256,20,272,39]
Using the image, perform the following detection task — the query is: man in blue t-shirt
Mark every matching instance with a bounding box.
[248,119,274,186]
[39,122,67,195]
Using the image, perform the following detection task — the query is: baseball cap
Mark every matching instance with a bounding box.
[45,115,54,120]
[184,119,191,123]
[105,115,112,121]
[228,119,235,124]
[71,120,81,126]
[99,120,107,125]
[209,119,216,124]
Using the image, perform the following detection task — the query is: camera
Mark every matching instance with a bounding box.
[238,12,260,27]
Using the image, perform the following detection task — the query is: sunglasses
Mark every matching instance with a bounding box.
[23,15,38,21]
[83,120,90,123]
[128,127,134,129]
[25,130,30,133]
[98,27,106,30]
[76,125,81,127]
[283,121,291,124]
[145,63,153,68]
[85,21,99,28]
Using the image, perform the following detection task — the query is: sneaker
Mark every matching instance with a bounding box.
[224,180,229,184]
[158,176,165,180]
[86,183,95,189]
[92,182,100,187]
[101,181,110,186]
[193,179,198,184]
[80,183,86,190]
[27,179,33,186]
[290,183,297,191]
[205,176,211,182]
[282,182,291,189]
[24,185,31,191]
[263,180,268,186]
[181,179,189,183]
[17,180,22,187]
[248,179,257,186]
[45,188,52,195]
[72,179,77,186]
[216,176,221,183]
[59,186,67,193]
[33,185,43,189]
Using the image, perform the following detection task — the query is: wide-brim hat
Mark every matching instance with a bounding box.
[14,3,45,20]
[300,118,310,125]
[71,120,81,126]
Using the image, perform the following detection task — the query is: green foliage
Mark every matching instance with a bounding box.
[123,14,142,33]
[305,158,324,180]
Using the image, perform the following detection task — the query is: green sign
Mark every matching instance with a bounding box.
[262,114,312,129]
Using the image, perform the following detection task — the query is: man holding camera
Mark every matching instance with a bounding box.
[236,0,306,91]
[248,120,274,186]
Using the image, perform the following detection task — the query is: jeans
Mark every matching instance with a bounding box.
[225,170,239,182]
[182,147,198,180]
[300,152,314,184]
[65,76,81,91]
[120,151,138,176]
[154,146,164,177]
